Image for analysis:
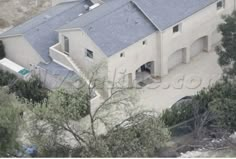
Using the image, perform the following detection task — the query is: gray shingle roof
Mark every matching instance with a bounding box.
[38,61,79,82]
[86,2,157,56]
[132,0,218,30]
[0,0,219,58]
[0,0,91,62]
[59,0,218,56]
[61,1,156,56]
[59,0,158,56]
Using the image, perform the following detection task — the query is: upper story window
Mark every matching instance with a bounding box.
[63,36,69,53]
[143,40,147,45]
[173,25,180,33]
[86,49,94,59]
[120,52,125,57]
[217,0,225,10]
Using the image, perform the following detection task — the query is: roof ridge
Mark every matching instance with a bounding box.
[21,0,86,35]
[58,0,130,31]
[131,0,161,31]
[81,1,132,28]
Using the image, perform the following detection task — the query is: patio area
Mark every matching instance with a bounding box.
[137,51,223,113]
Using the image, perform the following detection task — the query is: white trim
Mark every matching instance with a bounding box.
[53,59,73,71]
[0,34,23,39]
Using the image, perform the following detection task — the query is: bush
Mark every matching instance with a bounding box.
[0,70,17,86]
[0,71,49,103]
[77,114,170,157]
[161,102,193,126]
[0,70,48,103]
[9,76,48,103]
[209,98,236,131]
[0,88,23,156]
[161,80,236,130]
[0,41,5,60]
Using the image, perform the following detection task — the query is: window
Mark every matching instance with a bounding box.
[86,49,94,59]
[143,40,147,45]
[173,25,179,33]
[64,36,69,53]
[217,0,225,10]
[120,52,125,57]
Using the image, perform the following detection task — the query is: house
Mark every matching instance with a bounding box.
[0,0,235,91]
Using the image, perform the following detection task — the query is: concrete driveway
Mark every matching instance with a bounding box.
[137,51,222,113]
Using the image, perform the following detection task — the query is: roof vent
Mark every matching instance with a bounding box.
[44,15,51,19]
[84,4,90,10]
[89,3,100,11]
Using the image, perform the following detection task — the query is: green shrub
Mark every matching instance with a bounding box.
[0,70,17,86]
[209,98,236,131]
[161,102,193,126]
[0,70,48,103]
[161,80,236,129]
[9,76,48,104]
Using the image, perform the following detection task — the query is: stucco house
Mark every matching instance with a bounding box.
[0,0,235,90]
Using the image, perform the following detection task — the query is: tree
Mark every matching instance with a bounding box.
[0,87,24,157]
[81,112,170,157]
[209,98,236,131]
[217,11,236,77]
[0,40,5,60]
[161,80,236,138]
[26,63,170,157]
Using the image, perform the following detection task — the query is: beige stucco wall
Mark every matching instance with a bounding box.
[107,32,161,84]
[49,43,74,69]
[160,0,235,76]
[57,29,109,96]
[1,36,44,69]
[55,0,235,85]
[59,29,108,74]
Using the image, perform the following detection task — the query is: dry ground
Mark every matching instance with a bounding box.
[0,0,51,29]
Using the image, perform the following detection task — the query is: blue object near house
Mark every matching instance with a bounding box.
[24,145,38,157]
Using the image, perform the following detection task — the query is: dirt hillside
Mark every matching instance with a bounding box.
[0,0,51,29]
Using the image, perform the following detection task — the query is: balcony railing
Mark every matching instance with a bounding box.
[49,43,74,69]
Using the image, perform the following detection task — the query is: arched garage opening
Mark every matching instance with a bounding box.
[135,61,154,83]
[190,36,208,58]
[168,48,186,71]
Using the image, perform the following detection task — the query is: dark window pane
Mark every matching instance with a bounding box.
[217,1,223,9]
[86,49,94,59]
[173,25,179,33]
[64,36,69,53]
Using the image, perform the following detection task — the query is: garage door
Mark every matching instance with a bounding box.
[190,36,207,58]
[168,49,184,71]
